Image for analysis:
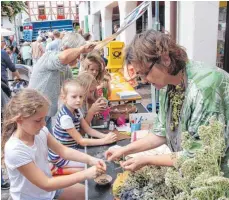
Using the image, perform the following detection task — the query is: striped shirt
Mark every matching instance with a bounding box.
[48,105,83,167]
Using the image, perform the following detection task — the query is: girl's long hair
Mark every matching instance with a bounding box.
[1,89,50,162]
[81,52,105,82]
[76,72,98,111]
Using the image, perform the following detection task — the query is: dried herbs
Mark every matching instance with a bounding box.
[113,117,229,200]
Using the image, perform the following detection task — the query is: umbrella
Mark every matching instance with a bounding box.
[1,28,15,36]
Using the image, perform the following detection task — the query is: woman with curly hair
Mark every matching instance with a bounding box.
[105,30,229,174]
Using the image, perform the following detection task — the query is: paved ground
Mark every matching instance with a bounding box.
[1,84,151,200]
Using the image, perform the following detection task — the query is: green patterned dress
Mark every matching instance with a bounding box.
[152,60,229,176]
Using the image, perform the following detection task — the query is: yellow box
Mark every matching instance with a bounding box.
[106,41,125,70]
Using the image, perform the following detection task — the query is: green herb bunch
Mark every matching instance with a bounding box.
[119,117,229,200]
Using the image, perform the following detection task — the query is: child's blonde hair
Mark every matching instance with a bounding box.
[81,52,105,82]
[1,89,50,161]
[60,79,85,99]
[77,71,98,93]
[76,72,98,110]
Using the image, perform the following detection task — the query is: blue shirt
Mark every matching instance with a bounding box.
[46,39,61,52]
[1,49,16,84]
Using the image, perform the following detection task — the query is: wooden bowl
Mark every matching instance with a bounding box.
[110,104,137,120]
[94,174,112,185]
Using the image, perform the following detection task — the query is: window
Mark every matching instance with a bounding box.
[38,5,45,16]
[57,5,64,16]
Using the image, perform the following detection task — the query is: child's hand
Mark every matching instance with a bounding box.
[102,81,109,89]
[88,157,107,171]
[90,98,107,113]
[103,132,117,144]
[84,165,105,179]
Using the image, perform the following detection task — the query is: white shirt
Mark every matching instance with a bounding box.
[4,127,55,200]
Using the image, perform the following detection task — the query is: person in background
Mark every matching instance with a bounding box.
[28,33,95,133]
[46,30,61,52]
[1,36,21,87]
[113,24,120,33]
[113,24,120,41]
[9,35,18,64]
[81,52,111,98]
[99,48,108,66]
[60,31,65,39]
[31,36,44,66]
[5,46,14,63]
[20,42,32,66]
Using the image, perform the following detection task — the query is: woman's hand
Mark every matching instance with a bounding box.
[105,147,125,161]
[81,42,97,54]
[120,156,149,172]
[103,132,117,144]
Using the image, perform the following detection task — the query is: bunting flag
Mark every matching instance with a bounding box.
[94,1,150,50]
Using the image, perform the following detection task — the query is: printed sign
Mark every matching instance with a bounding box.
[23,23,33,42]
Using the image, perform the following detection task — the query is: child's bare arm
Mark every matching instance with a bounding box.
[65,127,113,146]
[47,133,107,166]
[81,118,117,144]
[18,162,89,192]
[81,118,105,138]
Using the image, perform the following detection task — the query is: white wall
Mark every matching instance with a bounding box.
[164,1,171,32]
[119,1,137,45]
[178,1,219,66]
[90,1,115,15]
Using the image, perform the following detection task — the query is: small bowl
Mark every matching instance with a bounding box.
[94,174,112,185]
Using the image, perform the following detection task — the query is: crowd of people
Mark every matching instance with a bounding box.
[1,28,229,200]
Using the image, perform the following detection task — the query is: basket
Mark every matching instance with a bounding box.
[110,104,137,120]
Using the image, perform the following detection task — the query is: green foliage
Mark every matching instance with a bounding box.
[1,1,28,22]
[119,117,229,200]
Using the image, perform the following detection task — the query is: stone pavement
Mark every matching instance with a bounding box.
[1,84,151,200]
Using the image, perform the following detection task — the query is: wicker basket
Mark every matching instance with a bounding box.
[110,104,137,120]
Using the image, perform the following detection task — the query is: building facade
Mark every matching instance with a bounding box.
[79,1,223,67]
[26,1,79,23]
